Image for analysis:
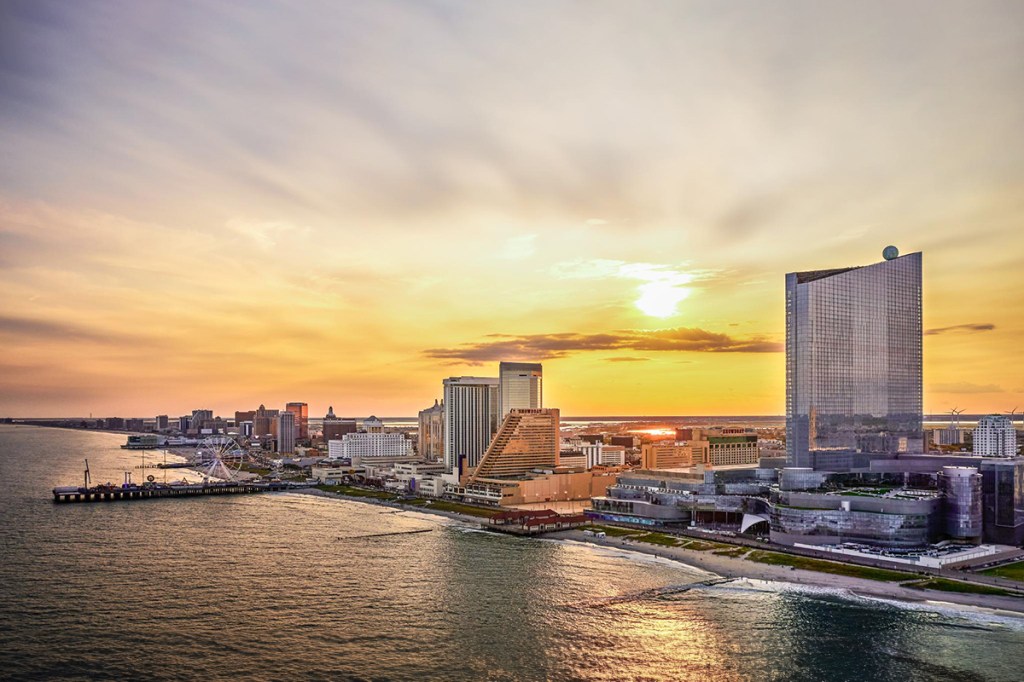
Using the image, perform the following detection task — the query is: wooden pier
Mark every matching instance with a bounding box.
[52,481,305,503]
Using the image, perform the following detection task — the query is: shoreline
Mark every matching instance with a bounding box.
[548,529,1024,618]
[291,488,1024,618]
[292,487,491,526]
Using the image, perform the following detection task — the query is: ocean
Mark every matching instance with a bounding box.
[1,424,1021,681]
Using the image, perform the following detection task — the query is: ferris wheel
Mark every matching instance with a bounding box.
[194,436,247,481]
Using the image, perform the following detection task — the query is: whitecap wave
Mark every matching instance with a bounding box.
[701,577,1024,630]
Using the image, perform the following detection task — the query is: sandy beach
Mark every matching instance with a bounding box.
[293,488,1024,618]
[549,529,1024,617]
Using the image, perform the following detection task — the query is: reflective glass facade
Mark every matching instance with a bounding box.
[938,467,983,541]
[499,362,543,418]
[786,252,923,468]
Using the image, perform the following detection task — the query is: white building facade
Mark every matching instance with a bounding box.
[327,432,414,463]
[443,376,500,474]
[973,415,1017,457]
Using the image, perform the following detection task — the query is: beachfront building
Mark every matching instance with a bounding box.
[451,468,619,507]
[471,409,560,480]
[770,489,943,548]
[786,249,923,470]
[443,376,500,474]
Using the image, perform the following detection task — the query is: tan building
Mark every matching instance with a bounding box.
[702,431,758,466]
[457,468,619,507]
[470,408,559,481]
[641,443,698,469]
[286,402,309,440]
[417,399,445,461]
[322,406,357,441]
[641,429,758,469]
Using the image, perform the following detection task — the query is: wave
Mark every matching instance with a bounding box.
[702,578,1024,630]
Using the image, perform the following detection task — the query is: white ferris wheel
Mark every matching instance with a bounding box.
[194,436,248,481]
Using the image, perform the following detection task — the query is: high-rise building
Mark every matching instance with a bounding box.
[471,408,560,480]
[191,409,213,431]
[786,249,923,470]
[285,402,309,440]
[234,410,256,427]
[443,376,500,474]
[276,411,296,454]
[322,406,357,441]
[253,404,277,437]
[499,362,543,418]
[418,399,445,461]
[974,415,1017,457]
[155,415,169,431]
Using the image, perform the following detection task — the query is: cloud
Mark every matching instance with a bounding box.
[931,382,1003,394]
[605,356,650,363]
[924,323,995,336]
[0,315,120,344]
[424,327,782,363]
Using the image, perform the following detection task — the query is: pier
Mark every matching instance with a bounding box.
[52,480,307,503]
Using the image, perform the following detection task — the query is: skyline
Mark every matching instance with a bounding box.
[2,1,1023,417]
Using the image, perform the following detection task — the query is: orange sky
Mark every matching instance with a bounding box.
[1,2,1022,417]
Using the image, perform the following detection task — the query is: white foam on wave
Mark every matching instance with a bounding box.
[702,577,1024,630]
[544,537,718,576]
[854,594,1024,630]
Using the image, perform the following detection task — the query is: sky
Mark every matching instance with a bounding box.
[1,0,1023,418]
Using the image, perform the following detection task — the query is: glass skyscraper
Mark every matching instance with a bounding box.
[499,362,543,418]
[786,251,923,469]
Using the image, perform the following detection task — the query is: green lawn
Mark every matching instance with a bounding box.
[632,532,682,547]
[682,540,732,552]
[904,578,1018,597]
[316,484,397,501]
[422,500,499,518]
[316,486,500,517]
[712,547,749,558]
[980,561,1024,582]
[588,525,642,538]
[745,550,912,582]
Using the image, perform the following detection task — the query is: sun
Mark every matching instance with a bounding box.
[635,281,690,318]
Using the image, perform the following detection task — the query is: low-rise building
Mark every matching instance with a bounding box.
[328,431,415,464]
[311,462,360,484]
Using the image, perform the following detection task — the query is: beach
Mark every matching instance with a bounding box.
[549,528,1024,617]
[295,487,1024,618]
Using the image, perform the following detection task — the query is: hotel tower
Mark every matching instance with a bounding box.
[786,248,923,470]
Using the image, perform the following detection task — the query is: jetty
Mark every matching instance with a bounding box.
[52,480,307,503]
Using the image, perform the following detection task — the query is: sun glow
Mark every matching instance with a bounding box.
[635,281,691,318]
